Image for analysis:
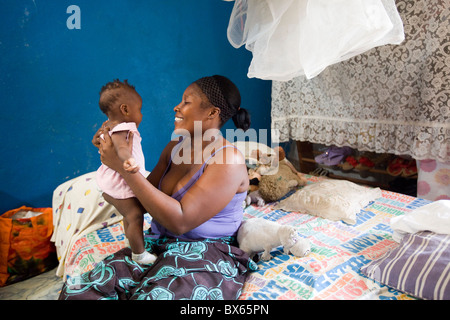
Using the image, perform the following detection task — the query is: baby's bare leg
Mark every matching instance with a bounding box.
[103,193,146,254]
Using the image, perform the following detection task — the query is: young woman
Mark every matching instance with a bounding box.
[60,75,257,300]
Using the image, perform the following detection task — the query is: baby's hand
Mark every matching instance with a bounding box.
[123,157,140,173]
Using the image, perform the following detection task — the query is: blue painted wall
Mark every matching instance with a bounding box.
[0,0,272,213]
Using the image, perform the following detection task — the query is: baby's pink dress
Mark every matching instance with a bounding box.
[96,122,146,199]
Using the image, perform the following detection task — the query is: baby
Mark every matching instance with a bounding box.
[96,79,156,265]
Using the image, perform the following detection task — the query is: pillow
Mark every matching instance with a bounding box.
[51,172,123,278]
[274,179,381,224]
[360,231,450,300]
[390,200,450,242]
[52,171,153,280]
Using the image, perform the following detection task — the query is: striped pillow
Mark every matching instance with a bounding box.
[361,231,450,300]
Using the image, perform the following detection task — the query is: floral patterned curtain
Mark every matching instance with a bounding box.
[271,0,449,162]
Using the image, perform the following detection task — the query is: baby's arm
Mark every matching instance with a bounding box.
[110,131,140,173]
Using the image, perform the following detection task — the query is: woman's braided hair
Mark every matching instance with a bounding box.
[194,75,250,131]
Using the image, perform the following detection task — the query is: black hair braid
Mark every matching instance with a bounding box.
[194,75,251,131]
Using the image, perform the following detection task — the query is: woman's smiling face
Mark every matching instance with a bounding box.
[173,84,214,136]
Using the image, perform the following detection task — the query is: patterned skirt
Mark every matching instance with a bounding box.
[58,235,257,300]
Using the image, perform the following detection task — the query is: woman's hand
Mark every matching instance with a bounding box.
[92,120,119,148]
[99,126,135,173]
[92,122,107,148]
[123,157,140,173]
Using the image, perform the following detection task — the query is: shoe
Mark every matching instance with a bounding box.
[355,156,375,171]
[132,251,157,265]
[315,146,353,166]
[340,156,358,171]
[402,159,417,177]
[309,167,329,177]
[387,157,406,176]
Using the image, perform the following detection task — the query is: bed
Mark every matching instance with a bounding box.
[1,162,448,300]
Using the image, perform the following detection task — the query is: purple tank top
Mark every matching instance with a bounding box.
[150,139,247,240]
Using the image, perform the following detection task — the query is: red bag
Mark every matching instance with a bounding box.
[0,206,57,286]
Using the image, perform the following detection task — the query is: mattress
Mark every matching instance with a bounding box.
[51,172,433,300]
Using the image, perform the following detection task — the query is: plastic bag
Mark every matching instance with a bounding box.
[0,206,57,286]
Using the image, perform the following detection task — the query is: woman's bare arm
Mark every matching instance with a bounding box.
[99,129,246,235]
